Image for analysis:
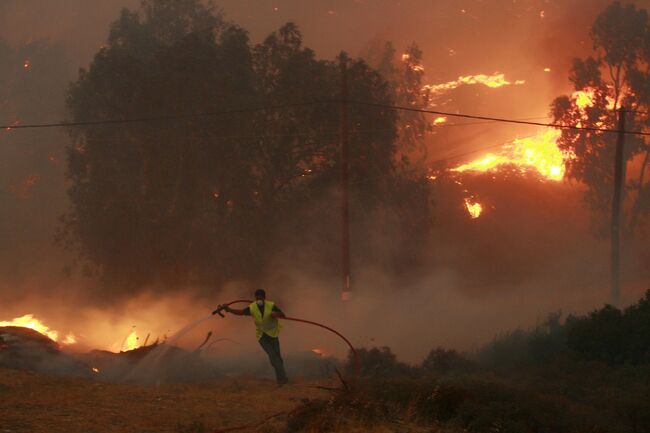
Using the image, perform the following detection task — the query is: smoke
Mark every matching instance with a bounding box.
[1,0,649,366]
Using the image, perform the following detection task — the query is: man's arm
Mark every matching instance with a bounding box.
[226,306,250,316]
[271,305,285,319]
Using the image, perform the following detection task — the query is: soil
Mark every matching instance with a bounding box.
[0,367,333,433]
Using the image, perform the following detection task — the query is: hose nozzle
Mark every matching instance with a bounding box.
[212,304,226,318]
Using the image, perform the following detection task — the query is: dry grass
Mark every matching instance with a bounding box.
[0,367,333,433]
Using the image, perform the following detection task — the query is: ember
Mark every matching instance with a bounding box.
[464,199,483,219]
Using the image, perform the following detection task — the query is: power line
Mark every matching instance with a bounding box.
[0,100,334,131]
[431,116,550,128]
[3,96,623,138]
[350,100,650,137]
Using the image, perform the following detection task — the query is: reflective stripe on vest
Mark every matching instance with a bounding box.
[250,300,281,340]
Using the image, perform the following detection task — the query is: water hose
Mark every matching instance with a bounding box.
[209,299,360,433]
[214,299,360,377]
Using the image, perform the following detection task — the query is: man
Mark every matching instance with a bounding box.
[223,289,289,385]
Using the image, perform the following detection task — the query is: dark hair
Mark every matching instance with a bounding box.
[254,289,266,298]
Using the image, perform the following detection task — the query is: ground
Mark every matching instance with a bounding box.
[0,367,333,433]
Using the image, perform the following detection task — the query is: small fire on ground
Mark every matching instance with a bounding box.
[122,331,140,351]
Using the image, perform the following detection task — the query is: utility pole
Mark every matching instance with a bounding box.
[611,106,627,308]
[339,53,351,301]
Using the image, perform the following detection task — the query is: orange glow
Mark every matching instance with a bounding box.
[424,73,525,94]
[544,67,551,72]
[452,129,565,181]
[311,348,324,356]
[433,116,447,125]
[464,199,483,219]
[0,314,76,344]
[92,367,100,373]
[23,60,30,70]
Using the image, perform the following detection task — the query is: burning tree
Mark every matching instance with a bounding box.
[551,1,650,236]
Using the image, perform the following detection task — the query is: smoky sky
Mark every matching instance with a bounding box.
[4,0,648,153]
[2,0,647,85]
[1,0,649,357]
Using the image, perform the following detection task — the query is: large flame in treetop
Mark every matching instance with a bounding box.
[0,314,76,344]
[452,129,565,181]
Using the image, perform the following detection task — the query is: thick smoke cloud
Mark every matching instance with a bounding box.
[1,0,648,362]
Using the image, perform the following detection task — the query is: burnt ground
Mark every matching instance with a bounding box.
[0,367,332,433]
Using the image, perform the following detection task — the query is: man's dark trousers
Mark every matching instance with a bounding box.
[258,333,288,384]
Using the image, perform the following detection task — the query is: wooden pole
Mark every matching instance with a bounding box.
[611,107,626,308]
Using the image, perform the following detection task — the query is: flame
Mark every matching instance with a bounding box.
[464,199,483,219]
[572,88,616,110]
[424,73,525,94]
[433,116,447,125]
[0,314,76,344]
[574,90,595,109]
[23,60,30,70]
[122,331,139,351]
[311,348,324,356]
[92,367,100,373]
[452,129,565,181]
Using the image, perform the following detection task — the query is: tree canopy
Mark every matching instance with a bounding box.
[62,0,432,295]
[552,1,650,236]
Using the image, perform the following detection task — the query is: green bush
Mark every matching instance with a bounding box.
[346,346,414,378]
[421,347,475,375]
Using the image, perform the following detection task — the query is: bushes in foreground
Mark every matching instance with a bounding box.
[311,291,650,433]
[287,378,595,433]
[478,290,650,369]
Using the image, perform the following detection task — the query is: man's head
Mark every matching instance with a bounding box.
[254,289,266,306]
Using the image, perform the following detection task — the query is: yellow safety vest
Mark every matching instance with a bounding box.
[250,300,281,340]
